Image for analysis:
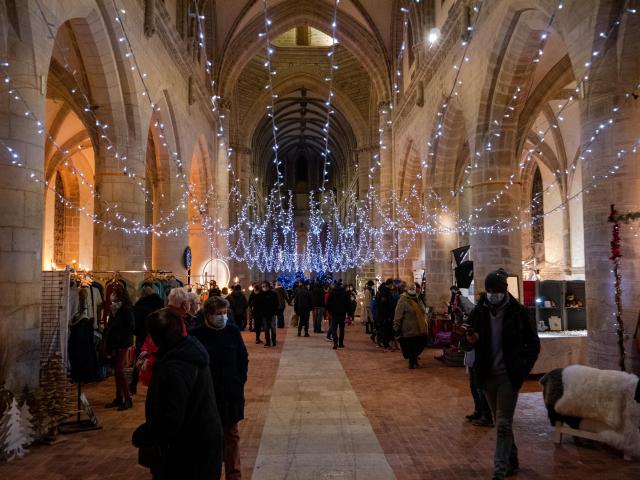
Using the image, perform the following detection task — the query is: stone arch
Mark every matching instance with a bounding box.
[188,135,213,281]
[217,0,391,104]
[32,3,143,148]
[238,73,368,150]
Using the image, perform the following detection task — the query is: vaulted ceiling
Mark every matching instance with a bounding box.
[213,0,395,63]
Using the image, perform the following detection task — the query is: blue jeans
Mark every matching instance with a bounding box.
[483,373,519,478]
[263,316,277,345]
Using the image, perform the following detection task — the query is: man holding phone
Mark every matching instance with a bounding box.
[462,268,540,480]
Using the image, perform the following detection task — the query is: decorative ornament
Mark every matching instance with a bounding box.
[183,246,192,270]
[0,398,29,461]
[608,204,625,372]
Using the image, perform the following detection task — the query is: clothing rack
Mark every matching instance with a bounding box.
[40,269,71,373]
[58,383,102,434]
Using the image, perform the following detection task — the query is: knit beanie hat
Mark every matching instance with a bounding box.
[485,268,508,292]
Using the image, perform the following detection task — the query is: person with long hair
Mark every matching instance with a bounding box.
[105,285,135,410]
[130,286,163,395]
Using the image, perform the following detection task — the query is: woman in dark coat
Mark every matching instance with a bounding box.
[105,285,135,410]
[132,308,223,480]
[130,286,164,394]
[192,297,248,480]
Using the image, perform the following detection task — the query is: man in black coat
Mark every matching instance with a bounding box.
[253,281,279,347]
[462,268,540,480]
[132,308,223,480]
[374,279,395,349]
[227,284,248,330]
[311,281,326,333]
[326,281,351,349]
[192,296,248,480]
[292,281,313,337]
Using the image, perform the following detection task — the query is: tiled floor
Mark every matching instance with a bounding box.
[0,328,285,480]
[251,329,395,479]
[337,322,640,480]
[1,323,639,479]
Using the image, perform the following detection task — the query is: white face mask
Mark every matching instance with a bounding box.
[407,288,417,296]
[209,314,227,330]
[262,287,269,292]
[487,292,505,305]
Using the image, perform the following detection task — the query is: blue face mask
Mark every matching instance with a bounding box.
[486,293,505,305]
[209,314,227,329]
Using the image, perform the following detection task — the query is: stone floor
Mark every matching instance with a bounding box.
[251,327,394,479]
[0,322,639,479]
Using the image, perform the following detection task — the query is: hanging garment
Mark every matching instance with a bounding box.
[68,318,101,383]
[68,290,100,383]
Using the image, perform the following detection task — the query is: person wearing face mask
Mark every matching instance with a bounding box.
[462,268,540,480]
[393,282,429,369]
[105,286,135,410]
[253,281,279,347]
[192,297,248,480]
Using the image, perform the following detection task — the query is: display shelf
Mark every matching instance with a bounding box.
[533,280,586,331]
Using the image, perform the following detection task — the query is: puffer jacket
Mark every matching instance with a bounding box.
[393,293,428,338]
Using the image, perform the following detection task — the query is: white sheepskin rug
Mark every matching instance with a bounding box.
[554,365,640,458]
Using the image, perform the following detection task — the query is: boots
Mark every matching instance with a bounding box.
[105,397,123,409]
[118,398,133,411]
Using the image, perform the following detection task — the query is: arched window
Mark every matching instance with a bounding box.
[531,166,544,244]
[54,172,65,266]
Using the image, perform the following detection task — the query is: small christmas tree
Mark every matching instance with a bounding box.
[40,353,69,437]
[0,398,29,461]
[19,402,35,447]
[29,388,49,441]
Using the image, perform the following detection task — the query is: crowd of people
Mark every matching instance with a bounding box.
[100,268,539,480]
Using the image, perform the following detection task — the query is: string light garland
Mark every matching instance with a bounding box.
[319,0,340,193]
[2,0,638,274]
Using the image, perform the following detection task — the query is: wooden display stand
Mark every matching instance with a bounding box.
[553,421,633,461]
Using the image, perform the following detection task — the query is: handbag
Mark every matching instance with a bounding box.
[291,314,299,327]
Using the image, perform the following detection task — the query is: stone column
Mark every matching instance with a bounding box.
[215,100,231,264]
[423,187,458,309]
[149,142,189,274]
[93,145,147,272]
[0,53,44,390]
[469,174,522,294]
[229,144,252,284]
[377,101,396,279]
[581,13,640,373]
